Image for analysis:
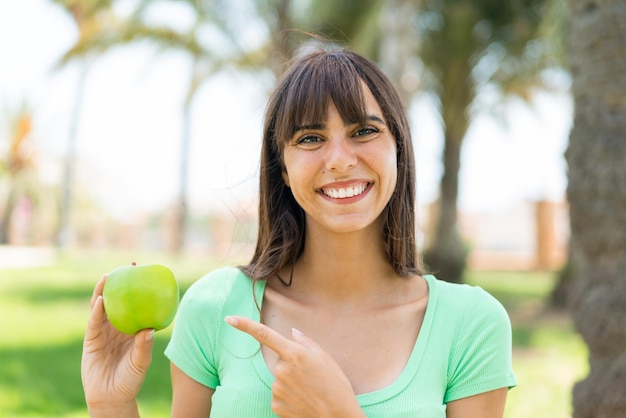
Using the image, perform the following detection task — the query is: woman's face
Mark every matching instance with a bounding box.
[281,82,397,236]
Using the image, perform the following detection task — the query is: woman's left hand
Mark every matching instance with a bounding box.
[225,316,366,418]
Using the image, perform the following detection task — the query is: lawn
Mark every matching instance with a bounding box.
[0,250,587,417]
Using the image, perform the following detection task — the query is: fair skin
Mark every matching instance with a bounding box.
[82,83,508,417]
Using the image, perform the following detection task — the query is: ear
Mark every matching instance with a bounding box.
[281,169,290,187]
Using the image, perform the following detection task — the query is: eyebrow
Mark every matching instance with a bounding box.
[294,115,386,133]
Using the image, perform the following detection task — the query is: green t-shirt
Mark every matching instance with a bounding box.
[165,267,517,417]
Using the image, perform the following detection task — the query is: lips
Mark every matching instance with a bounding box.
[320,182,370,199]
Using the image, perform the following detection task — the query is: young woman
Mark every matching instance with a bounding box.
[82,48,517,418]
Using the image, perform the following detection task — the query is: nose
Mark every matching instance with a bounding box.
[324,137,357,173]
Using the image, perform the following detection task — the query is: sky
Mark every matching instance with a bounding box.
[0,0,572,222]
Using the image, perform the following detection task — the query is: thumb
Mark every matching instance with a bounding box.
[132,329,155,372]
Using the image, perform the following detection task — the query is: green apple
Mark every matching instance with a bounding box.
[103,262,179,335]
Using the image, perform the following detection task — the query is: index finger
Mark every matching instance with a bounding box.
[225,315,293,357]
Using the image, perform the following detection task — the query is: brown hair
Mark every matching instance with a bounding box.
[240,47,422,282]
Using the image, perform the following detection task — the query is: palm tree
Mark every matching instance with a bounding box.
[56,0,271,253]
[416,0,565,282]
[565,0,626,416]
[51,0,115,247]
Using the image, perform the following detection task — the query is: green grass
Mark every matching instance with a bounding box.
[0,251,587,417]
[0,250,239,418]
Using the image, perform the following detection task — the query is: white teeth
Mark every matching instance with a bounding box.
[322,183,368,199]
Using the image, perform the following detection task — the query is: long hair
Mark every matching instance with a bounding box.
[240,47,422,282]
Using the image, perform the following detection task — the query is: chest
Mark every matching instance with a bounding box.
[260,298,427,395]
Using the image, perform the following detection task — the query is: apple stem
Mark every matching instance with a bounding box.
[132,262,137,266]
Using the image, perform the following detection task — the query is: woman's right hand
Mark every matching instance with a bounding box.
[81,275,154,417]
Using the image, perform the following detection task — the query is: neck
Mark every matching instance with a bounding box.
[290,225,398,306]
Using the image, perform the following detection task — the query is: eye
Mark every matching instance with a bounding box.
[295,134,322,146]
[354,127,378,137]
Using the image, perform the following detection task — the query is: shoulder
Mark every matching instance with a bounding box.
[425,277,518,401]
[424,275,514,356]
[176,266,254,318]
[182,266,251,302]
[426,275,509,322]
[167,266,255,350]
[166,267,252,387]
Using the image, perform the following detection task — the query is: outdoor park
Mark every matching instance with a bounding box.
[1,0,624,417]
[0,249,587,417]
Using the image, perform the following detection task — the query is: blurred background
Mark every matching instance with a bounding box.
[0,0,609,417]
[0,0,571,266]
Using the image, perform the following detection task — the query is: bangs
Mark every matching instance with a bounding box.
[274,52,369,144]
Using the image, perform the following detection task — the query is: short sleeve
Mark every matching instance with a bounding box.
[444,287,518,403]
[164,270,229,389]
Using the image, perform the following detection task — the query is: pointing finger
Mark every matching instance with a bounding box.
[225,315,293,357]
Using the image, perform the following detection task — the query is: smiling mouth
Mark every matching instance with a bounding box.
[321,183,370,199]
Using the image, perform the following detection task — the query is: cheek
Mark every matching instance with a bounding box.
[378,150,399,199]
[388,161,399,192]
[281,149,296,187]
[281,153,313,200]
[372,145,398,182]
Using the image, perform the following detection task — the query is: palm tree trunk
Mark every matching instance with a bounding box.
[567,0,626,416]
[56,60,90,248]
[423,56,473,283]
[171,59,201,254]
[171,97,191,254]
[423,131,467,283]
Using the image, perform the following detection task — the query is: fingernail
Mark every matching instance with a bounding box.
[146,329,155,342]
[224,316,238,326]
[291,327,304,338]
